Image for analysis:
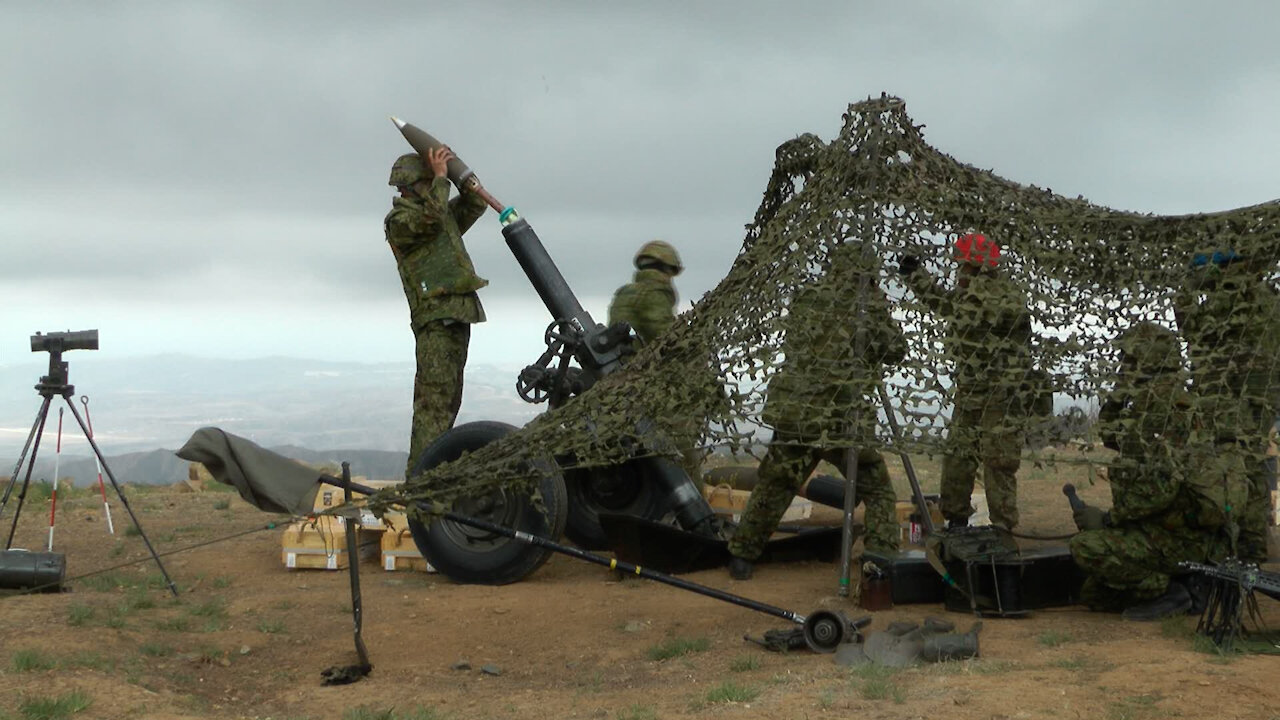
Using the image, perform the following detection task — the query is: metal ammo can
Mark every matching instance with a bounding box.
[0,549,66,593]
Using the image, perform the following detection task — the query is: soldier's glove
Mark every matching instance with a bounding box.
[897,255,922,276]
[1072,505,1111,532]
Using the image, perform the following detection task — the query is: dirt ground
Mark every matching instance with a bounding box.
[2,450,1279,720]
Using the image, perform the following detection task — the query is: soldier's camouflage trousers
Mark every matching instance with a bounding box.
[940,400,1022,528]
[729,440,898,561]
[1069,524,1224,612]
[406,321,470,477]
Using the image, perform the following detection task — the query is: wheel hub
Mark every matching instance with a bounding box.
[443,489,522,548]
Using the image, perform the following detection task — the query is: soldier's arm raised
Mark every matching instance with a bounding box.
[451,183,489,235]
[421,176,452,217]
[903,265,950,314]
[419,147,454,221]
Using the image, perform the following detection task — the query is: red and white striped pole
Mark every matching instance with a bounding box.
[80,396,115,535]
[46,407,64,551]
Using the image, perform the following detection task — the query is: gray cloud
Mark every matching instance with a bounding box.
[2,0,1278,365]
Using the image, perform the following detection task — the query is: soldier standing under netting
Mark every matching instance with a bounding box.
[1174,249,1280,562]
[608,240,708,483]
[1069,323,1238,620]
[726,260,906,580]
[900,233,1033,530]
[385,148,489,476]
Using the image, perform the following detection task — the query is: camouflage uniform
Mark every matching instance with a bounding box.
[906,245,1033,529]
[729,268,906,560]
[1070,323,1236,609]
[1175,256,1280,561]
[608,268,677,345]
[385,153,489,475]
[608,241,707,483]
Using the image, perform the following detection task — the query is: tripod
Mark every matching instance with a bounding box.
[0,332,179,596]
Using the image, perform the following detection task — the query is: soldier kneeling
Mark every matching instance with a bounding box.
[1069,323,1242,620]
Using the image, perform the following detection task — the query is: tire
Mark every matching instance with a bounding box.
[562,457,675,550]
[406,421,568,585]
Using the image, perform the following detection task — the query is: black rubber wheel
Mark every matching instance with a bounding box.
[803,609,850,653]
[562,457,675,550]
[406,421,568,585]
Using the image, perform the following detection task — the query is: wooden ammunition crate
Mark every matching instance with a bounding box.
[281,516,380,570]
[378,511,435,573]
[312,479,403,529]
[703,485,812,523]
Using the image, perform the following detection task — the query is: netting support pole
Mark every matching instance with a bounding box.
[838,448,861,597]
[838,114,886,599]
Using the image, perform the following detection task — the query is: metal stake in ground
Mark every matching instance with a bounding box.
[80,396,116,535]
[46,407,64,551]
[320,462,373,686]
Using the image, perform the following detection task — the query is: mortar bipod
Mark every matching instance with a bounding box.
[326,474,866,654]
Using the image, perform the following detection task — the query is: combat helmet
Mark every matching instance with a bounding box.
[634,240,683,275]
[388,153,426,187]
[1116,322,1182,375]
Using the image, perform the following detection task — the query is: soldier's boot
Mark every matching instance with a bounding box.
[1121,582,1192,621]
[729,556,754,581]
[921,621,982,662]
[1181,574,1211,616]
[1237,539,1269,564]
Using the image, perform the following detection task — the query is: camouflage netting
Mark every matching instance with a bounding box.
[370,94,1280,515]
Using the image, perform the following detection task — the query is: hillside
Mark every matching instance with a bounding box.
[0,354,537,457]
[0,445,410,488]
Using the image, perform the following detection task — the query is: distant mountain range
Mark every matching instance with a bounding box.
[0,354,540,484]
[0,445,411,487]
[0,354,1096,486]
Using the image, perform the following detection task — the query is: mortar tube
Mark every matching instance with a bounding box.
[501,218,596,342]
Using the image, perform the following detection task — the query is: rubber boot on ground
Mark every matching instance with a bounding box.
[1121,581,1192,621]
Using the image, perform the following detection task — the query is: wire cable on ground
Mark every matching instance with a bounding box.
[3,517,292,597]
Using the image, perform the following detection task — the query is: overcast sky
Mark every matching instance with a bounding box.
[3,1,1277,373]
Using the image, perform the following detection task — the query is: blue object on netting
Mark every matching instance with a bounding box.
[1212,250,1242,266]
